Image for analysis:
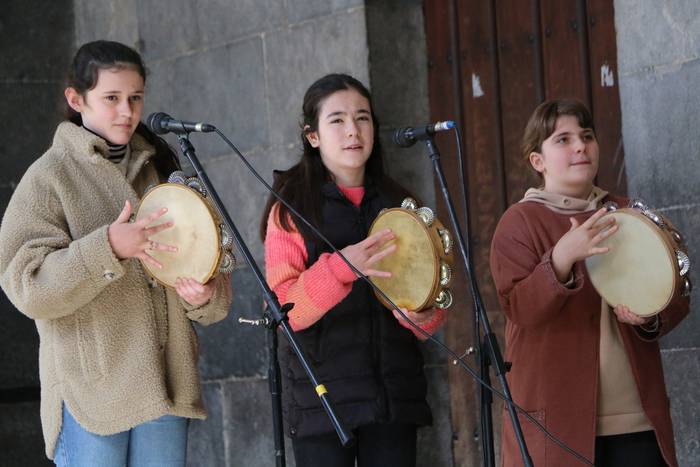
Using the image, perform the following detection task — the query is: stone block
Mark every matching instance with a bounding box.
[137,0,287,61]
[0,401,51,467]
[366,0,435,208]
[221,377,298,466]
[0,293,40,389]
[0,0,73,81]
[419,364,455,466]
[421,327,448,367]
[196,268,267,380]
[0,83,65,183]
[662,348,700,467]
[187,382,226,467]
[265,9,370,147]
[615,0,700,74]
[619,58,700,207]
[379,130,438,209]
[366,0,429,126]
[0,186,13,217]
[143,36,267,159]
[199,142,297,265]
[286,0,364,24]
[73,0,140,48]
[657,204,700,350]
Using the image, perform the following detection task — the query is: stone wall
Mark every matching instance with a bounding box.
[615,1,700,465]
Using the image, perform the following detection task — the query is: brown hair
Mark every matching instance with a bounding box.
[521,99,595,178]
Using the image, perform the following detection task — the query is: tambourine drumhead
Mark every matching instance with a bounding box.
[135,183,220,287]
[368,208,441,312]
[585,209,677,317]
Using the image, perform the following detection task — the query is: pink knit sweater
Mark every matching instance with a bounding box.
[264,186,447,338]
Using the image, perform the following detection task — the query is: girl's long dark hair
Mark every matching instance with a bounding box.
[65,40,179,178]
[259,73,401,242]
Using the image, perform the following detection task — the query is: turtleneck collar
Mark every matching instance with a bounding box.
[81,124,128,163]
[520,185,609,214]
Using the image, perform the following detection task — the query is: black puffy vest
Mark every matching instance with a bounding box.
[278,179,432,438]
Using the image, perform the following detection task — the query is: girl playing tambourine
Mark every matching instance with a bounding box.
[489,99,688,467]
[0,40,232,466]
[260,73,447,467]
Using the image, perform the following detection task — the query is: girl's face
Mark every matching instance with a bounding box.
[65,67,144,145]
[305,88,374,187]
[529,115,599,198]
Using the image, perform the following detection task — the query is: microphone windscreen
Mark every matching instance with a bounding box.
[146,112,170,135]
[393,127,414,148]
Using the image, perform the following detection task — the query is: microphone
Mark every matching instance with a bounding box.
[146,112,216,135]
[393,120,455,147]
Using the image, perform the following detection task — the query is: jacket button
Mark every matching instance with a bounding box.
[103,271,116,280]
[290,427,297,435]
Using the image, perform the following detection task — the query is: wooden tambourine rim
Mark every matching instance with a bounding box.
[585,208,680,317]
[135,183,222,288]
[367,207,451,312]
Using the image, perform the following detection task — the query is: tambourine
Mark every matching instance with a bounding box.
[134,172,235,287]
[585,199,691,317]
[367,198,454,312]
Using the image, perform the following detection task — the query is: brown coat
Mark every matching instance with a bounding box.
[489,195,688,467]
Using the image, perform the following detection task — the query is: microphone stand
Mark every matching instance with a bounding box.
[421,136,533,467]
[174,133,354,467]
[238,306,290,466]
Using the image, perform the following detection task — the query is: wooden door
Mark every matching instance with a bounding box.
[423,1,626,464]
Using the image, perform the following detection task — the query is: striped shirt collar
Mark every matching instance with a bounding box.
[81,125,128,163]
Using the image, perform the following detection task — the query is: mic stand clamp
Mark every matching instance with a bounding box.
[238,316,272,327]
[421,136,533,467]
[174,133,354,467]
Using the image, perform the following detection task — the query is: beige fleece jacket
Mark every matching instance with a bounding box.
[0,122,232,459]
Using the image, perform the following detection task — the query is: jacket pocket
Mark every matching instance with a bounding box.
[502,408,546,467]
[51,313,102,381]
[76,311,104,380]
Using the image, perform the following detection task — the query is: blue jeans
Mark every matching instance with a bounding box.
[54,404,188,467]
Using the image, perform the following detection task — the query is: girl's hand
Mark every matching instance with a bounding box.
[340,228,397,278]
[392,307,435,326]
[108,200,177,269]
[551,207,617,282]
[175,277,215,307]
[612,304,647,326]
